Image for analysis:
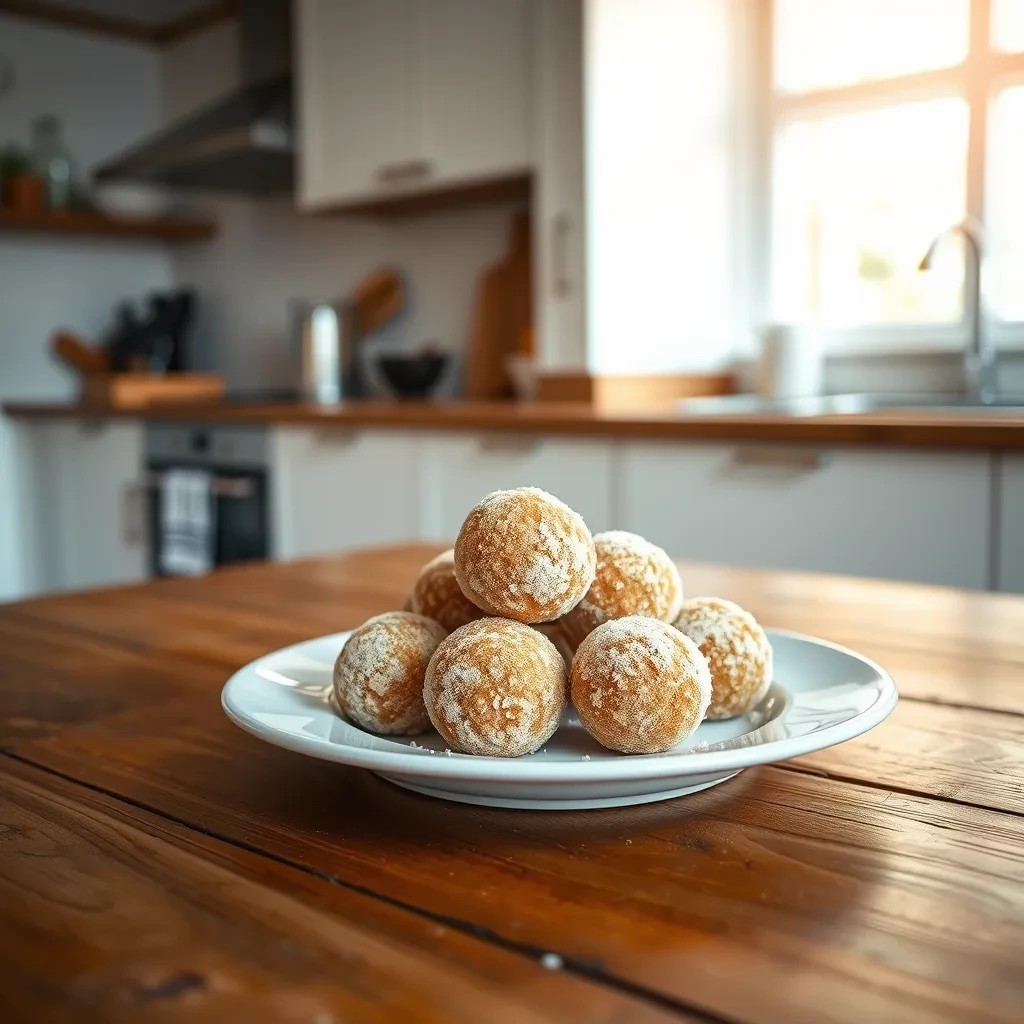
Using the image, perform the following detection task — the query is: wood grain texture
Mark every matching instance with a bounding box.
[0,208,216,242]
[10,546,1024,715]
[790,699,1024,814]
[3,545,1024,1023]
[10,715,1024,1024]
[535,372,736,407]
[4,398,1024,450]
[464,212,532,400]
[0,758,679,1024]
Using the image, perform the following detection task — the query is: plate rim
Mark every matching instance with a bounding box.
[221,627,898,782]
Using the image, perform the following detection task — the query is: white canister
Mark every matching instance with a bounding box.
[757,324,823,399]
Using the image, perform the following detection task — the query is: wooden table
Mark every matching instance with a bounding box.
[1,545,1022,1023]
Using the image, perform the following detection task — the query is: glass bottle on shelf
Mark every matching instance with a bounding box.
[31,114,74,210]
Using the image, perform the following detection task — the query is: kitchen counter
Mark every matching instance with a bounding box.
[5,398,1024,450]
[1,544,1023,1021]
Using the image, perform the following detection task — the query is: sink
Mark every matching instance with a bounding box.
[678,393,1024,417]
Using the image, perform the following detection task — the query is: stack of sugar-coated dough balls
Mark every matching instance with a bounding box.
[333,486,772,757]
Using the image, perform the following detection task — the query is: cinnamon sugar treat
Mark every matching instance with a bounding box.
[409,549,486,632]
[334,612,447,735]
[453,487,596,623]
[532,620,574,669]
[570,616,711,754]
[561,531,683,649]
[424,618,567,757]
[674,597,772,720]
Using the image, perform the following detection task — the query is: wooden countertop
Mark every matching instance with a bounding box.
[5,398,1024,449]
[2,544,1022,1022]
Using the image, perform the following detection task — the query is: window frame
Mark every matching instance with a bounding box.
[756,0,1024,354]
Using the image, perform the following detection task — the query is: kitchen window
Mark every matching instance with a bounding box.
[763,0,1024,352]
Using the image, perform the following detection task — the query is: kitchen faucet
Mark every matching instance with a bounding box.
[918,220,998,404]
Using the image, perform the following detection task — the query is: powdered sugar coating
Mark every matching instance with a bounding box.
[570,616,711,754]
[674,597,772,720]
[409,549,486,632]
[561,531,683,649]
[453,487,596,623]
[334,611,448,735]
[424,617,567,757]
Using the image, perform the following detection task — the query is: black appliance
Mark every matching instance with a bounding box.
[145,424,271,576]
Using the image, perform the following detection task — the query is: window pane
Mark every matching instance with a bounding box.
[774,0,969,94]
[993,0,1024,51]
[989,87,1024,320]
[772,99,968,327]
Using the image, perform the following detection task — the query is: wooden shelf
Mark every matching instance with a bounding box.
[0,207,217,242]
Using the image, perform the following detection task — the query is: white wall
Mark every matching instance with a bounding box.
[0,15,172,600]
[168,196,525,395]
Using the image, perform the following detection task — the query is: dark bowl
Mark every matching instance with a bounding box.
[376,353,449,399]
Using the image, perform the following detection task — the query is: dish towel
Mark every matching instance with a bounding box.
[159,469,215,576]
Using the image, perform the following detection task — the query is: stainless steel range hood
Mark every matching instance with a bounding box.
[94,1,293,195]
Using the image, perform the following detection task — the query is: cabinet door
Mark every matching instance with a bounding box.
[619,443,991,588]
[532,0,586,369]
[998,455,1024,593]
[416,0,532,183]
[296,0,418,208]
[271,428,425,559]
[424,434,612,540]
[35,422,147,592]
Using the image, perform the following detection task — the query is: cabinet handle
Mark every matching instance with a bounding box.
[478,434,540,455]
[726,448,829,475]
[552,213,571,297]
[120,482,147,546]
[312,429,356,447]
[376,159,434,183]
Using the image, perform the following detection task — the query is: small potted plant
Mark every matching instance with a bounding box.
[1,145,45,212]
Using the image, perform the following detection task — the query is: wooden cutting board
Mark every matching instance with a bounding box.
[81,373,225,409]
[463,211,533,399]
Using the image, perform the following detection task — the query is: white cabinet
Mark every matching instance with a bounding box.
[419,0,532,184]
[22,421,147,593]
[296,0,416,208]
[618,443,992,589]
[532,0,586,369]
[271,427,426,559]
[997,455,1024,592]
[423,433,613,539]
[297,0,532,209]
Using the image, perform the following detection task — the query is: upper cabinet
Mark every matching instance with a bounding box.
[532,0,585,369]
[296,0,533,210]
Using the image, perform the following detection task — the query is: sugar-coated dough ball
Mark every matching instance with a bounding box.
[409,548,485,632]
[561,531,683,649]
[570,616,711,754]
[531,620,574,669]
[424,618,567,757]
[674,597,772,720]
[334,611,448,735]
[453,487,596,624]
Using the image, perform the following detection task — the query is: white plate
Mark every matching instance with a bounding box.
[221,629,897,810]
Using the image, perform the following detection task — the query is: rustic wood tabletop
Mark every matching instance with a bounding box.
[1,544,1021,1023]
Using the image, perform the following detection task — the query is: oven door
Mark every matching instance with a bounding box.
[147,463,270,576]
